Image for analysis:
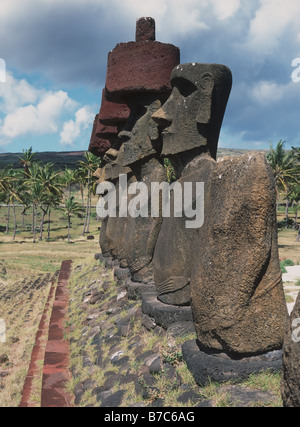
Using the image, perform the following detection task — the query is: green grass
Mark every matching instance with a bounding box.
[281,259,295,267]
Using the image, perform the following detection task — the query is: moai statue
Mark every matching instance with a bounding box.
[152,63,232,305]
[89,89,129,158]
[191,151,288,357]
[281,292,300,407]
[153,63,288,360]
[102,17,180,282]
[88,88,131,259]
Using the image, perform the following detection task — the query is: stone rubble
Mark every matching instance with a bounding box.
[68,257,281,407]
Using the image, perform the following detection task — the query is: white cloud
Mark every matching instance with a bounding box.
[116,0,241,37]
[60,106,94,146]
[250,79,299,107]
[0,72,79,141]
[211,0,240,21]
[1,90,76,138]
[244,0,300,54]
[0,72,42,114]
[250,80,285,106]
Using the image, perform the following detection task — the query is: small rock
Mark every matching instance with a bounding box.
[141,314,156,331]
[100,390,126,407]
[117,291,127,301]
[177,390,202,405]
[135,350,155,364]
[96,390,113,403]
[112,356,130,367]
[149,357,163,374]
[102,281,111,292]
[0,354,8,364]
[89,291,104,305]
[150,398,165,407]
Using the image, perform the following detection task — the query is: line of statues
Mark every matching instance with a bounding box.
[89,17,293,396]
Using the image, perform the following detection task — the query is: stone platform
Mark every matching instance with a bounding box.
[142,292,193,330]
[182,340,283,387]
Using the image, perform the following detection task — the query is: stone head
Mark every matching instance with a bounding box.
[152,63,232,160]
[89,89,130,158]
[104,17,180,167]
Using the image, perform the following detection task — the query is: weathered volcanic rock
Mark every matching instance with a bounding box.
[191,153,288,357]
[281,292,300,407]
[182,340,283,387]
[105,41,179,97]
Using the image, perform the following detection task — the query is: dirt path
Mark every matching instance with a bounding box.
[19,260,74,407]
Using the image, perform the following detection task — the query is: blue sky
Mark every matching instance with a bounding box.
[0,0,300,154]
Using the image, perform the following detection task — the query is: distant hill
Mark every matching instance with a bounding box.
[0,148,270,170]
[0,151,87,170]
[217,148,270,158]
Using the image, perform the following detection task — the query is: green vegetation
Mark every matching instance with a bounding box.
[0,147,101,243]
[267,141,300,241]
[281,259,295,267]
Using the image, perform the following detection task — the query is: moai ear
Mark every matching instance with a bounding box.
[196,72,214,124]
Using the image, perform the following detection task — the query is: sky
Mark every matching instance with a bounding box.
[0,0,300,154]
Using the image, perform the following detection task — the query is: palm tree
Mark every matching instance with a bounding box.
[18,146,36,176]
[25,162,64,240]
[0,167,23,236]
[74,168,86,206]
[8,170,25,240]
[30,182,44,243]
[25,161,41,233]
[45,192,61,242]
[35,162,64,199]
[267,140,300,222]
[77,152,100,235]
[62,196,84,243]
[63,167,77,198]
[292,146,300,162]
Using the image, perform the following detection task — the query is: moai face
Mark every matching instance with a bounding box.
[89,89,130,158]
[119,94,167,167]
[152,63,232,161]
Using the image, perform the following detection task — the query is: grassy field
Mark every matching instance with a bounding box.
[0,192,299,407]
[0,151,86,170]
[0,195,100,406]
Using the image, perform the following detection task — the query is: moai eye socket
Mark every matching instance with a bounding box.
[171,77,198,98]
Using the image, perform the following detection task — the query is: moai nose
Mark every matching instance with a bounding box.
[152,107,172,128]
